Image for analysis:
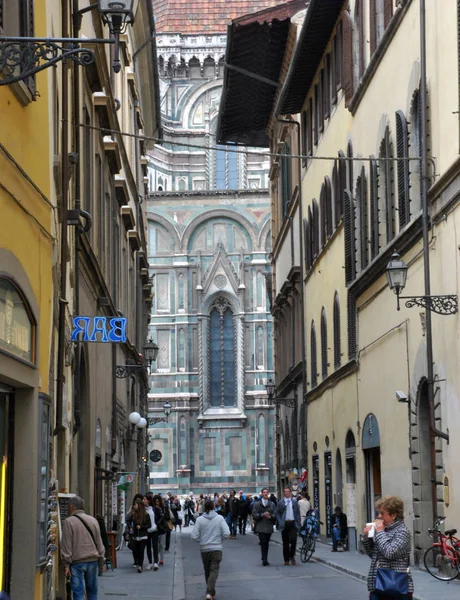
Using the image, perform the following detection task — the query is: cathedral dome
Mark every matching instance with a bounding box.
[153,0,283,34]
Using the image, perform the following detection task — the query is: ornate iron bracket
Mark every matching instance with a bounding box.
[397,294,458,315]
[274,396,297,408]
[116,365,147,378]
[147,417,168,426]
[0,37,114,86]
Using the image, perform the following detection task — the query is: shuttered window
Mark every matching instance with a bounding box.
[370,0,377,55]
[321,308,328,380]
[333,292,341,369]
[379,127,395,244]
[347,141,354,192]
[314,84,319,146]
[396,110,410,229]
[342,10,354,107]
[332,162,340,228]
[310,321,318,388]
[383,0,393,29]
[320,183,327,248]
[370,159,380,260]
[325,176,333,238]
[337,151,346,226]
[319,69,325,133]
[335,21,343,93]
[304,218,312,271]
[344,189,356,285]
[357,168,369,270]
[347,292,357,360]
[324,55,331,119]
[281,142,292,218]
[355,0,365,79]
[312,199,320,258]
[307,98,313,158]
[410,90,422,213]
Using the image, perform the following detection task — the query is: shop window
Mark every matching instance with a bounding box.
[0,277,35,363]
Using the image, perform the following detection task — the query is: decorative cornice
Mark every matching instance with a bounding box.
[306,360,357,403]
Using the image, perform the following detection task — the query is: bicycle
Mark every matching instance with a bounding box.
[423,516,460,581]
[299,512,323,563]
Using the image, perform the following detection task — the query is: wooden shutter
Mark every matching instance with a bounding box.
[301,111,307,165]
[333,293,341,369]
[307,98,313,156]
[304,218,312,270]
[320,184,327,247]
[308,206,314,265]
[381,127,395,243]
[347,141,354,193]
[344,189,356,285]
[319,69,324,132]
[342,11,354,107]
[335,21,343,91]
[383,0,393,29]
[331,36,337,104]
[324,55,331,119]
[314,84,319,145]
[325,176,333,238]
[332,163,340,228]
[347,292,357,360]
[337,151,346,225]
[310,321,317,388]
[357,0,365,78]
[312,199,320,257]
[396,110,410,229]
[23,0,36,97]
[321,308,328,379]
[358,168,369,270]
[369,0,377,55]
[370,159,379,259]
[0,0,3,29]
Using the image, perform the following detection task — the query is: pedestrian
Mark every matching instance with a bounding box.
[60,495,105,600]
[238,491,250,535]
[331,506,348,551]
[184,492,196,527]
[171,494,183,532]
[191,499,230,600]
[163,493,173,552]
[363,495,413,600]
[215,495,225,515]
[226,490,239,539]
[153,494,169,566]
[276,486,301,566]
[128,499,153,573]
[197,493,206,516]
[125,493,144,567]
[252,488,277,566]
[297,491,312,525]
[143,494,159,570]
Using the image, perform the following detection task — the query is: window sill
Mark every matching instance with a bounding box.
[2,78,35,106]
[348,0,413,115]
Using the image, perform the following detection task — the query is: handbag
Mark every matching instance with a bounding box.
[375,564,409,598]
[167,520,174,531]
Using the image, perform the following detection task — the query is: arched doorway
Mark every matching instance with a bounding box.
[335,448,343,508]
[77,349,91,504]
[362,414,382,521]
[345,430,357,550]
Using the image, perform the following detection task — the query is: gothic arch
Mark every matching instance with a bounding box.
[257,216,271,251]
[147,214,181,251]
[181,209,256,252]
[181,80,222,129]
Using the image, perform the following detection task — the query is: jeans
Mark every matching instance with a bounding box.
[201,550,222,596]
[238,515,248,534]
[70,561,99,600]
[282,521,297,561]
[226,514,238,536]
[258,532,272,562]
[132,539,147,569]
[158,533,165,561]
[332,526,342,550]
[146,532,159,565]
[165,527,171,551]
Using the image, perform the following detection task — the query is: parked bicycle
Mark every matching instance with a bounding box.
[300,509,323,563]
[424,516,460,581]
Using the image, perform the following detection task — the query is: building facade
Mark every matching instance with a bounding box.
[147,0,280,494]
[219,0,460,562]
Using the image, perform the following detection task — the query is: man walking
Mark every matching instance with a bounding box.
[192,499,230,600]
[226,489,239,539]
[276,486,301,565]
[184,492,196,527]
[297,491,312,526]
[252,488,276,566]
[60,496,106,600]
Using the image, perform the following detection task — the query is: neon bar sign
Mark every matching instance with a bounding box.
[71,316,127,343]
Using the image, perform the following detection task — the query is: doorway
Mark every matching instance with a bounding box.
[0,387,14,595]
[362,414,382,521]
[335,449,343,508]
[324,453,332,537]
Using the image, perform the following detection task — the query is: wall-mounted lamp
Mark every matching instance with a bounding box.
[264,378,297,408]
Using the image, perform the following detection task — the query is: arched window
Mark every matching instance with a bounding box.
[337,150,346,225]
[203,56,215,78]
[304,218,312,271]
[312,199,320,257]
[344,190,356,284]
[379,125,395,244]
[332,162,339,228]
[209,297,235,407]
[310,320,318,388]
[356,167,368,270]
[178,328,185,370]
[321,307,328,380]
[218,56,225,77]
[396,110,410,229]
[215,145,238,190]
[410,90,422,215]
[370,158,379,259]
[324,176,333,238]
[333,292,341,369]
[188,56,201,78]
[0,277,35,362]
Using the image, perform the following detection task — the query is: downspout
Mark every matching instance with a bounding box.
[54,0,70,435]
[420,0,448,524]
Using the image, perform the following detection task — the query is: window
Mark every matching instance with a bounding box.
[370,159,380,259]
[337,150,346,226]
[355,0,365,80]
[281,142,292,217]
[347,292,357,360]
[215,145,238,190]
[344,190,356,285]
[325,176,333,238]
[320,184,327,248]
[304,217,312,270]
[312,199,320,258]
[1,1,35,97]
[83,107,93,220]
[306,98,313,158]
[333,292,341,369]
[321,308,328,380]
[189,56,201,78]
[379,126,395,244]
[204,437,216,465]
[334,21,343,94]
[37,393,50,565]
[209,298,235,407]
[324,55,331,119]
[314,84,319,145]
[370,0,393,53]
[410,90,422,214]
[396,110,410,229]
[356,168,369,270]
[342,10,354,107]
[319,70,324,133]
[310,321,317,388]
[258,415,266,465]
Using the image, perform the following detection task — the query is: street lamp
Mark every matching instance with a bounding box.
[148,401,172,426]
[143,338,160,371]
[127,411,147,440]
[116,339,159,378]
[0,0,140,84]
[386,250,458,315]
[264,378,297,408]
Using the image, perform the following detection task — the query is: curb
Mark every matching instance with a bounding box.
[172,532,186,600]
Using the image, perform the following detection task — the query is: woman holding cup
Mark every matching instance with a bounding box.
[363,496,413,599]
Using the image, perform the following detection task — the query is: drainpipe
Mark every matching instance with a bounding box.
[54,0,70,435]
[420,0,448,524]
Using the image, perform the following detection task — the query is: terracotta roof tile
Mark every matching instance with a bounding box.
[153,0,284,33]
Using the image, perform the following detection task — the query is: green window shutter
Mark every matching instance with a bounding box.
[344,189,356,285]
[370,159,380,260]
[395,110,410,229]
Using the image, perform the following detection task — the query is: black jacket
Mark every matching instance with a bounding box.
[154,506,168,534]
[252,500,276,534]
[331,512,347,538]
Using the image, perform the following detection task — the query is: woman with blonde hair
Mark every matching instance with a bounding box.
[363,495,413,600]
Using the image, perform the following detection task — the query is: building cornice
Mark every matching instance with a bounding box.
[305,359,357,403]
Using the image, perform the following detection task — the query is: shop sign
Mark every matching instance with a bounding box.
[71,316,127,343]
[0,279,33,361]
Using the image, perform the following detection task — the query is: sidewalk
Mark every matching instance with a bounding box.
[270,529,460,600]
[98,530,185,600]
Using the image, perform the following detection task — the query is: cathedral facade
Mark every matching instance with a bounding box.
[146,1,278,494]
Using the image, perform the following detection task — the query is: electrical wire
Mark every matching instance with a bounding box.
[78,122,420,163]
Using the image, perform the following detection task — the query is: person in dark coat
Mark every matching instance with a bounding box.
[226,490,239,539]
[331,506,348,551]
[238,491,250,535]
[276,486,302,565]
[252,488,277,566]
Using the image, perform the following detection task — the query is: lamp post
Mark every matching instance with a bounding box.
[264,378,297,408]
[0,0,140,83]
[147,401,171,426]
[386,251,458,315]
[116,339,159,378]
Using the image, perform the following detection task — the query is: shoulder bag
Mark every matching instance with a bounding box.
[375,560,409,599]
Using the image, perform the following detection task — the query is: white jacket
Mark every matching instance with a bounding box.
[146,506,157,532]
